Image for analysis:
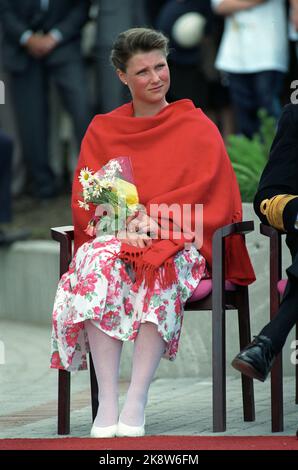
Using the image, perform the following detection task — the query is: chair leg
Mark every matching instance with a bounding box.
[270,289,283,432]
[212,299,226,432]
[271,354,284,432]
[58,369,71,435]
[237,287,255,422]
[89,353,99,422]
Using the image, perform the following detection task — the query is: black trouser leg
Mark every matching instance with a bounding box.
[0,130,13,223]
[10,61,56,197]
[50,60,92,146]
[260,251,298,353]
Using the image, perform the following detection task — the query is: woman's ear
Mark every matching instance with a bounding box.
[117,69,128,85]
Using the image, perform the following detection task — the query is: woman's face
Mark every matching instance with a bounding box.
[118,49,170,106]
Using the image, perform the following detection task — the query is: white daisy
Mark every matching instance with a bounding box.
[93,185,102,197]
[101,178,114,189]
[79,167,93,187]
[83,189,91,202]
[78,200,90,211]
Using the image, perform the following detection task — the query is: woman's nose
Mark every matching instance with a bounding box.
[150,71,160,82]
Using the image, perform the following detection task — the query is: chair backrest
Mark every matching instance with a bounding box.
[51,226,74,277]
[260,224,283,316]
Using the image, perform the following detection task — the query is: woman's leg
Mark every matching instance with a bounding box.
[85,320,123,427]
[119,322,166,426]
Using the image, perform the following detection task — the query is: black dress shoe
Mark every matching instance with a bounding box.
[231,335,276,382]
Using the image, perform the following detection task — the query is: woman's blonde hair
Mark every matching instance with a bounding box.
[110,27,169,72]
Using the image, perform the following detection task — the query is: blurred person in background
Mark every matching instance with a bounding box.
[0,128,30,245]
[212,0,288,138]
[201,10,235,140]
[94,0,146,113]
[147,0,234,138]
[152,0,212,108]
[144,0,169,24]
[289,0,298,59]
[0,0,92,200]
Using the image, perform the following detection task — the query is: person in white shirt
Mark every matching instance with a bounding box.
[211,0,288,138]
[289,0,298,58]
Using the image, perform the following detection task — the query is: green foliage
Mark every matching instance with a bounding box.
[226,109,276,202]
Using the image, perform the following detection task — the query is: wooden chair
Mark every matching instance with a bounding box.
[51,221,255,434]
[260,223,298,432]
[51,226,98,435]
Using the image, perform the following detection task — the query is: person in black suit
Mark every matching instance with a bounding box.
[0,0,92,199]
[0,129,12,227]
[232,103,298,382]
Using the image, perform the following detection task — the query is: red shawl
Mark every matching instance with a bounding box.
[72,99,255,286]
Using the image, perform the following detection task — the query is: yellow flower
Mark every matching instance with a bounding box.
[114,178,139,206]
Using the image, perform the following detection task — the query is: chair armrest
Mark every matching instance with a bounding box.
[51,226,74,242]
[259,222,282,278]
[214,220,254,239]
[212,220,254,273]
[260,223,284,239]
[51,226,74,277]
[211,221,254,298]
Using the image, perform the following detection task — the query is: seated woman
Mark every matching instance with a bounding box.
[50,27,255,438]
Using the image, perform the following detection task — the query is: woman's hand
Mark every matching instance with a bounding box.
[117,229,152,248]
[126,212,159,238]
[116,212,159,248]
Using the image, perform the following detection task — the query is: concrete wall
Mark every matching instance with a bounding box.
[0,204,296,378]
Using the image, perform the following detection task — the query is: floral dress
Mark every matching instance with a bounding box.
[50,235,206,371]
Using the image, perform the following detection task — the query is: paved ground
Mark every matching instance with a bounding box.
[0,320,297,438]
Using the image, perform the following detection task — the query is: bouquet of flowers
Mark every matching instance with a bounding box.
[78,156,139,236]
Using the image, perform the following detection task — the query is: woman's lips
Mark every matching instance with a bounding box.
[149,85,163,91]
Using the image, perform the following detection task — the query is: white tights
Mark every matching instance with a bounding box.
[85,321,123,427]
[85,320,166,427]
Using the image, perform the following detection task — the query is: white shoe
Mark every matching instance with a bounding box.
[116,418,145,437]
[90,423,118,438]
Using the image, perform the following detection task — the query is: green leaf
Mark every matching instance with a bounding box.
[226,110,276,201]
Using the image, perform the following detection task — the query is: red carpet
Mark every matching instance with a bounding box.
[0,436,298,450]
